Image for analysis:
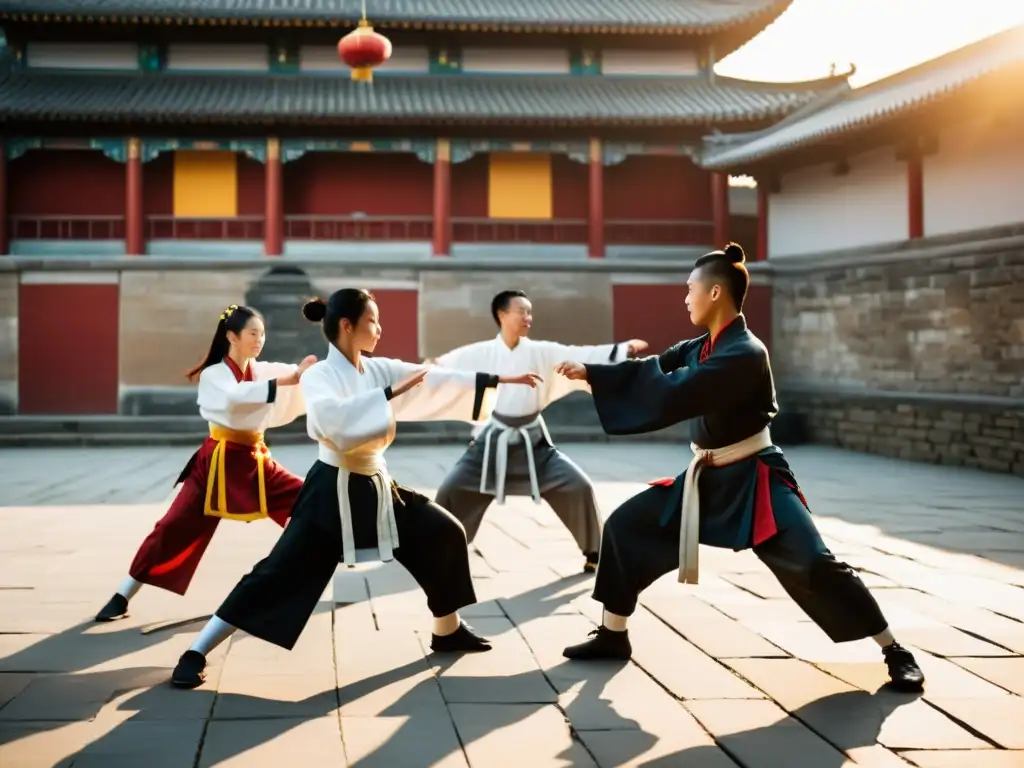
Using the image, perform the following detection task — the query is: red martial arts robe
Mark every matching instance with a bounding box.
[128,356,306,595]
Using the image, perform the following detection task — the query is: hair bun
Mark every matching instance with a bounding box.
[723,242,746,264]
[302,297,327,323]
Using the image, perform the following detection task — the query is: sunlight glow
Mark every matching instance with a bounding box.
[717,0,1024,87]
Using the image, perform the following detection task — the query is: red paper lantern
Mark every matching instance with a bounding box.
[338,20,392,82]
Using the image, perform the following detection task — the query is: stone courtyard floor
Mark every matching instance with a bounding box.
[1,442,1023,767]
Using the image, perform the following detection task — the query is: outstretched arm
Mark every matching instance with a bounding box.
[559,349,765,435]
[536,338,648,370]
[428,341,496,373]
[382,359,541,423]
[252,357,317,428]
[657,338,704,374]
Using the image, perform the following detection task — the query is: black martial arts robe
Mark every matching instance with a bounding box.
[585,315,888,644]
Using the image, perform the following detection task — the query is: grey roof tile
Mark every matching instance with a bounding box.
[0,70,839,124]
[701,24,1024,169]
[0,0,791,31]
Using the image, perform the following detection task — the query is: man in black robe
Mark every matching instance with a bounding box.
[554,242,925,692]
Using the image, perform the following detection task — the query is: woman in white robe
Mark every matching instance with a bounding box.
[94,303,314,622]
[170,289,541,689]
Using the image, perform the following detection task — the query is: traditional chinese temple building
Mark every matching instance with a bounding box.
[0,0,848,261]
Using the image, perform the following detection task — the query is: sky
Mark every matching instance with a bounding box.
[717,0,1024,87]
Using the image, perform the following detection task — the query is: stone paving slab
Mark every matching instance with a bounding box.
[1,443,1023,767]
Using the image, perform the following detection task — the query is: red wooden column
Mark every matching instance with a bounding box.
[432,138,451,257]
[264,137,283,256]
[125,137,144,256]
[711,172,730,247]
[755,179,769,261]
[588,137,605,258]
[0,138,8,256]
[907,154,923,239]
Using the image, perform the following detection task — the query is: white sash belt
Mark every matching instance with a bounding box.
[478,414,554,505]
[678,426,773,585]
[317,444,399,566]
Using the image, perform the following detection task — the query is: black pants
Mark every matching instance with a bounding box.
[217,463,478,650]
[593,481,889,643]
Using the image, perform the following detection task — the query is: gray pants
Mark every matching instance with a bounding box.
[435,417,602,556]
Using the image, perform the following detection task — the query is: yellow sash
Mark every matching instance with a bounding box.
[204,425,270,522]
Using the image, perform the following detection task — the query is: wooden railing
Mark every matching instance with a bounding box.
[7,215,716,246]
[146,216,265,240]
[451,217,588,243]
[284,215,433,241]
[605,219,714,245]
[9,215,125,240]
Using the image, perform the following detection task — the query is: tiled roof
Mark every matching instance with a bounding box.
[0,0,791,34]
[701,24,1024,169]
[0,70,844,125]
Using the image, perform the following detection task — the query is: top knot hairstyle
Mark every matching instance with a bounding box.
[693,242,750,312]
[302,288,376,343]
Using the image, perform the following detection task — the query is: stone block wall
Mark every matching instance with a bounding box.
[773,229,1024,475]
[781,394,1024,474]
[772,240,1024,398]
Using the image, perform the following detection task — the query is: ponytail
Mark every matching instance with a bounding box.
[185,304,261,381]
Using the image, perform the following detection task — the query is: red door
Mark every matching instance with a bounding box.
[18,277,120,414]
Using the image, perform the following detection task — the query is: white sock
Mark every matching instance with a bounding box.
[873,628,896,648]
[116,576,143,601]
[603,609,628,632]
[433,612,460,636]
[188,616,237,656]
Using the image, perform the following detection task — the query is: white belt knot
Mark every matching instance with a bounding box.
[317,444,399,567]
[678,426,773,585]
[478,414,553,505]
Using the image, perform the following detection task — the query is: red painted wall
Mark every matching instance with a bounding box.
[8,150,125,217]
[237,154,266,216]
[612,284,691,357]
[552,154,589,220]
[604,156,712,221]
[371,289,419,362]
[612,282,772,358]
[19,282,120,414]
[451,154,489,218]
[283,153,433,216]
[143,152,174,216]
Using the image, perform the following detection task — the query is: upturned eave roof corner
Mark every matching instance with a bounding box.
[698,23,1024,171]
[699,70,853,166]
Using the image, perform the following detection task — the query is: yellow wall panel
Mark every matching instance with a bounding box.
[488,153,552,219]
[173,150,238,218]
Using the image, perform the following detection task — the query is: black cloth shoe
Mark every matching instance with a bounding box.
[94,593,129,622]
[170,650,208,689]
[563,626,632,661]
[884,642,925,692]
[430,621,492,653]
[583,552,599,574]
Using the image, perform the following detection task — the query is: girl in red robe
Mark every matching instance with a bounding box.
[94,303,315,621]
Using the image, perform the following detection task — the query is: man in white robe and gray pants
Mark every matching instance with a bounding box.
[432,290,647,573]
